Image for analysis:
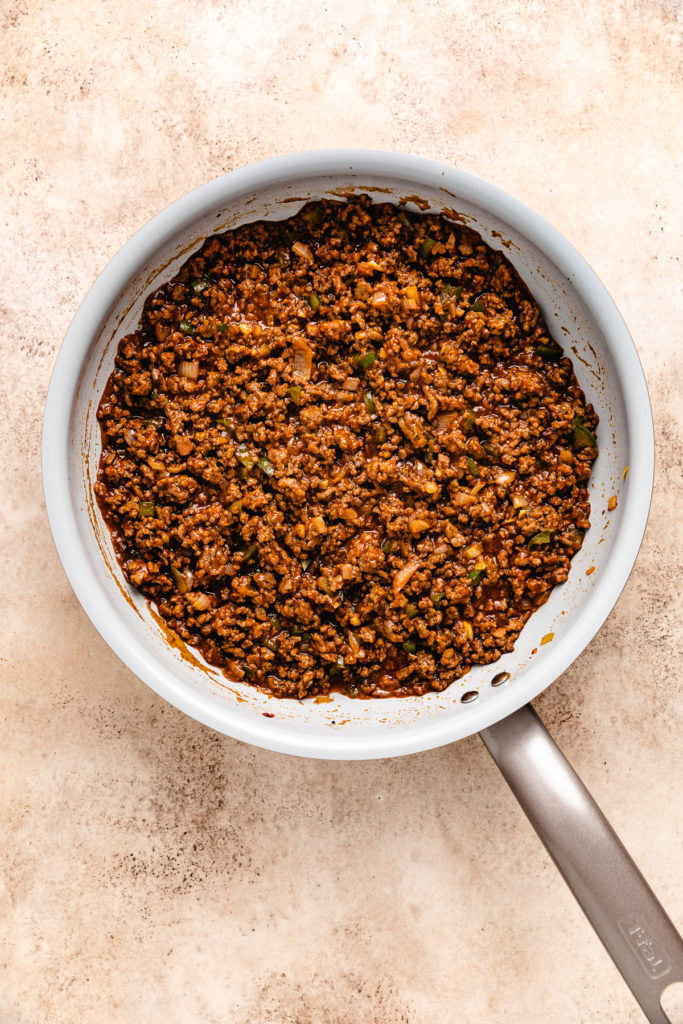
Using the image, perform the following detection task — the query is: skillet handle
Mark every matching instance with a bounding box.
[480,704,683,1024]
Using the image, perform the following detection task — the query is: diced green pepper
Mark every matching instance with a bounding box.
[374,425,387,444]
[421,237,436,259]
[469,569,484,584]
[355,349,376,370]
[403,639,417,654]
[381,539,393,554]
[467,456,480,477]
[288,385,303,406]
[537,342,562,360]
[430,590,444,606]
[191,277,211,294]
[170,565,188,593]
[364,391,376,414]
[397,210,413,231]
[461,410,477,434]
[138,500,155,517]
[529,531,551,547]
[258,456,275,477]
[179,320,195,335]
[571,414,597,450]
[404,603,420,619]
[302,206,323,227]
[307,291,321,311]
[328,654,345,676]
[235,443,256,470]
[440,284,463,300]
[470,299,485,312]
[241,544,258,562]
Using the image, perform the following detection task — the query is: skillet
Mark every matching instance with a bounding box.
[42,151,683,1022]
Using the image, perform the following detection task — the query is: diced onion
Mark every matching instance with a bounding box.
[311,515,327,534]
[342,377,359,392]
[495,471,516,486]
[393,560,419,593]
[293,340,313,380]
[192,594,211,611]
[453,491,477,506]
[292,241,313,261]
[435,412,457,431]
[179,360,199,380]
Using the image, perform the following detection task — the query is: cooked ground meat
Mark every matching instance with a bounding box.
[95,196,598,699]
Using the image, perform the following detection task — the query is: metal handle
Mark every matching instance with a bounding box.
[480,704,683,1023]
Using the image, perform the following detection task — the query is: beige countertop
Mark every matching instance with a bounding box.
[1,2,681,1021]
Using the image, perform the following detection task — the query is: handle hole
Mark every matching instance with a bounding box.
[661,980,683,1024]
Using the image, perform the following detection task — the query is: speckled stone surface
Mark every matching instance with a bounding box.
[1,2,681,1022]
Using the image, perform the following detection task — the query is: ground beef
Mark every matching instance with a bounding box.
[95,196,598,699]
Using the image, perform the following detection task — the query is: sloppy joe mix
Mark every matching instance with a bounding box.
[95,197,598,698]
